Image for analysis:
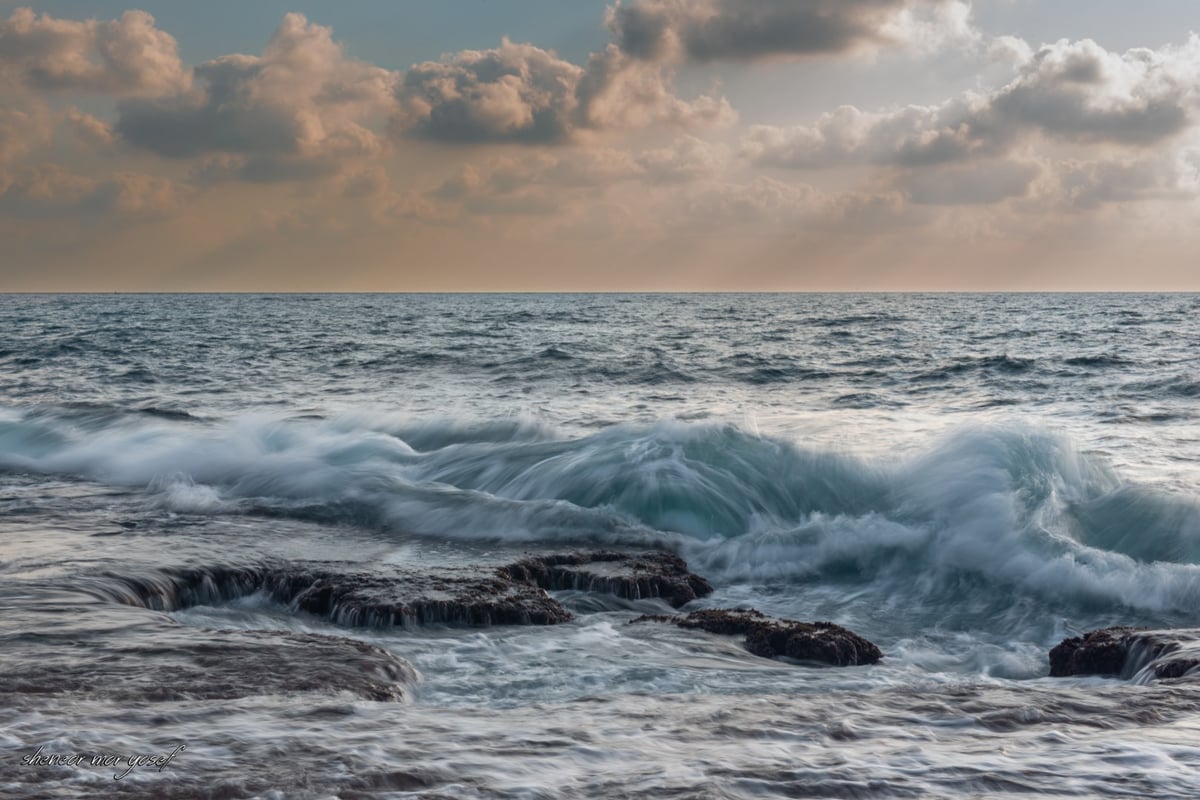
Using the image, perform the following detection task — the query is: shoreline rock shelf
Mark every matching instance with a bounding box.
[74,552,885,672]
[84,563,575,627]
[633,608,883,667]
[81,550,715,629]
[0,622,418,703]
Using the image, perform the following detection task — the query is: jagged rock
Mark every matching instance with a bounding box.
[1049,627,1200,681]
[634,608,882,666]
[498,551,713,608]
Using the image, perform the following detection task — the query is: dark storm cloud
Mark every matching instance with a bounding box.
[605,0,969,62]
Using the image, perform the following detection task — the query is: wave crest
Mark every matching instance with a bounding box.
[4,407,1200,620]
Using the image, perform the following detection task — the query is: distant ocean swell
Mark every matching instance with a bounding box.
[4,405,1200,627]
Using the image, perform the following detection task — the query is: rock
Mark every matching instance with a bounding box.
[498,551,713,608]
[1049,627,1142,677]
[79,550,712,630]
[1049,626,1200,681]
[85,562,573,628]
[0,621,417,703]
[286,570,572,627]
[81,548,712,630]
[634,608,882,666]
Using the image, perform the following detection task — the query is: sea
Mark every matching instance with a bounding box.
[2,292,1200,799]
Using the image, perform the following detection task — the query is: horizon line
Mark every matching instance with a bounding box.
[3,289,1200,296]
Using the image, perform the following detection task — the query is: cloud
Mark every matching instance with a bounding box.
[743,37,1200,173]
[0,7,188,96]
[741,99,999,169]
[103,11,733,161]
[672,177,917,235]
[605,0,975,63]
[0,99,50,164]
[396,39,582,143]
[340,165,389,199]
[896,159,1040,205]
[679,176,824,225]
[0,163,188,217]
[491,148,645,188]
[636,135,729,182]
[424,137,731,219]
[988,35,1034,66]
[425,149,644,219]
[990,38,1196,146]
[116,13,394,180]
[395,39,734,144]
[393,0,984,146]
[0,163,92,210]
[63,107,116,149]
[572,44,735,132]
[1050,156,1186,211]
[96,170,189,215]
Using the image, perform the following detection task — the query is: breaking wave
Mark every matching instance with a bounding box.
[4,406,1200,625]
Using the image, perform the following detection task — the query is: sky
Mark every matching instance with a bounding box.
[2,1,1200,291]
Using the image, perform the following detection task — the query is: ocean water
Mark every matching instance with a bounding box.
[2,293,1200,798]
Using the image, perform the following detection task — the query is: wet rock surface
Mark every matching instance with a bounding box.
[498,551,713,608]
[1049,627,1200,681]
[634,608,883,666]
[82,549,713,629]
[0,613,417,703]
[84,562,574,627]
[1049,627,1141,677]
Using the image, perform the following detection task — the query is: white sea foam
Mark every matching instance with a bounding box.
[4,409,1200,625]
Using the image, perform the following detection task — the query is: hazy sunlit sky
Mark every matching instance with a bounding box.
[2,1,1199,290]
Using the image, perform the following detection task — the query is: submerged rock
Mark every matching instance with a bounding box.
[498,551,713,608]
[635,608,882,666]
[1049,627,1200,682]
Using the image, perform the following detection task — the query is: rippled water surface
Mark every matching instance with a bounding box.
[2,293,1200,798]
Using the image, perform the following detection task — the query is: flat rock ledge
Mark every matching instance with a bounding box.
[499,551,713,608]
[0,626,417,703]
[84,550,712,629]
[88,563,572,627]
[1049,627,1200,681]
[633,608,882,667]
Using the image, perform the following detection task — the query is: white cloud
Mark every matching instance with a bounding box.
[744,36,1200,175]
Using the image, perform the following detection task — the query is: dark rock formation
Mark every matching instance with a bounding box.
[287,569,572,627]
[1050,627,1200,681]
[634,608,882,666]
[81,550,711,630]
[1049,627,1141,677]
[498,551,713,608]
[83,563,573,628]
